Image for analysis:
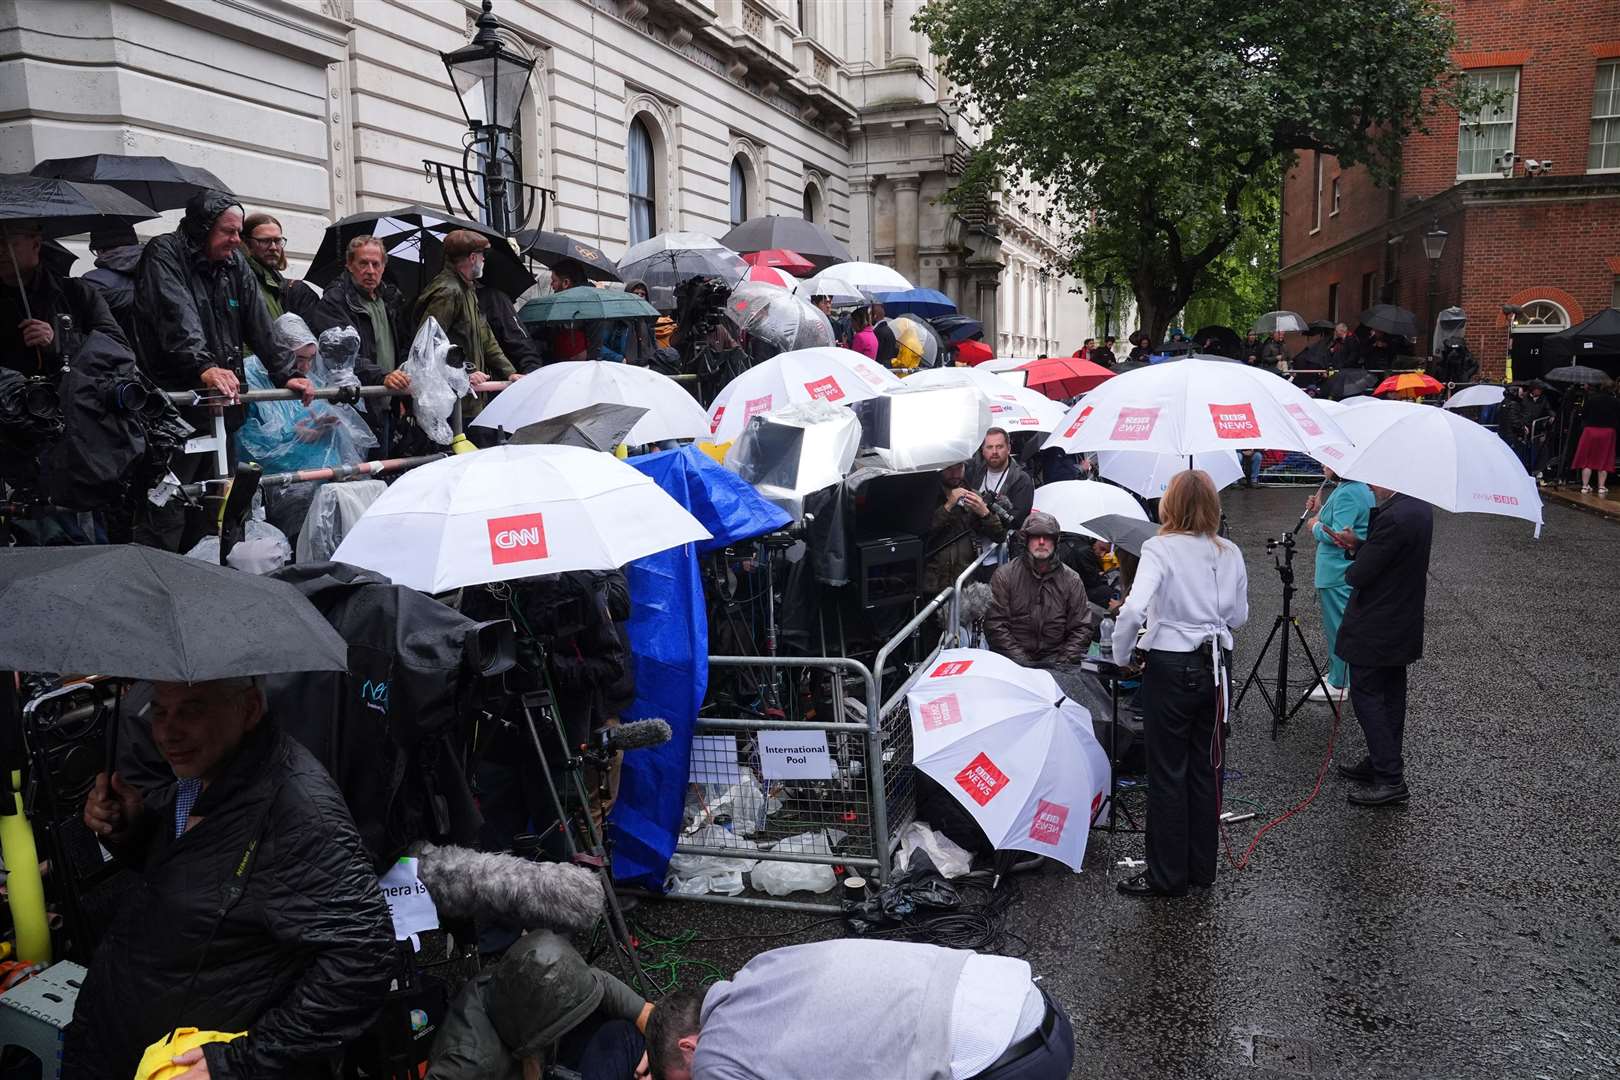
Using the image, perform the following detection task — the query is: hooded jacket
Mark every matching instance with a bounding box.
[0,263,127,376]
[307,271,411,385]
[81,242,144,346]
[986,512,1095,666]
[61,720,395,1079]
[426,930,645,1080]
[134,190,288,393]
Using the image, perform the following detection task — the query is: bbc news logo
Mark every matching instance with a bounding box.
[1028,799,1069,845]
[954,752,1009,806]
[1062,405,1094,439]
[709,406,725,434]
[1284,403,1322,437]
[487,513,549,565]
[930,659,973,678]
[918,693,963,731]
[1209,402,1260,439]
[1472,492,1520,506]
[804,376,845,401]
[743,394,774,423]
[1111,407,1159,441]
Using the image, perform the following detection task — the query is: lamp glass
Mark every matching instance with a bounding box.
[443,45,532,131]
[1422,227,1447,262]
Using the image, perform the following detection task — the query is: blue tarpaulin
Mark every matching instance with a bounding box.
[608,445,790,889]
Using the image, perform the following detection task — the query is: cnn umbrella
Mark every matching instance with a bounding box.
[1252,311,1308,335]
[509,402,649,452]
[874,314,942,370]
[0,546,348,682]
[30,154,228,212]
[1312,399,1543,534]
[1044,358,1349,457]
[724,281,835,352]
[1374,372,1444,398]
[722,215,852,274]
[705,347,901,443]
[900,366,1064,432]
[1031,480,1149,539]
[517,286,659,324]
[1078,514,1158,557]
[831,261,912,296]
[907,648,1111,872]
[514,229,621,282]
[1096,449,1244,500]
[1016,356,1114,400]
[0,174,157,237]
[331,444,712,593]
[1443,384,1505,410]
[742,248,817,276]
[873,288,957,319]
[1543,364,1612,387]
[796,270,866,307]
[1321,367,1379,400]
[1358,304,1419,339]
[617,232,747,289]
[304,205,534,298]
[472,360,710,445]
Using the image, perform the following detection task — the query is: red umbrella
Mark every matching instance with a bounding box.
[955,340,995,366]
[1016,356,1114,399]
[1374,372,1444,398]
[743,264,800,289]
[742,249,817,276]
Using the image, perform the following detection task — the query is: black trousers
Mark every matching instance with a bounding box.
[970,990,1076,1080]
[1348,663,1408,786]
[1141,648,1220,893]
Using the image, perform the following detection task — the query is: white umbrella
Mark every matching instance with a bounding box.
[828,260,912,295]
[1097,450,1245,500]
[705,347,901,443]
[1443,384,1505,410]
[471,361,710,445]
[907,648,1111,872]
[331,444,711,593]
[1032,480,1149,539]
[794,271,864,307]
[899,367,1065,432]
[1045,358,1349,457]
[1312,399,1543,535]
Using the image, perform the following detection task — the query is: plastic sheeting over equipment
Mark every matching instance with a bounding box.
[609,446,791,890]
[723,401,861,520]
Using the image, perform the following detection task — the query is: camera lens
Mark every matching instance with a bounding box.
[112,380,150,413]
[22,378,59,421]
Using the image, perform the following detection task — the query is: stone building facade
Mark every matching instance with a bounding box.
[0,0,1094,356]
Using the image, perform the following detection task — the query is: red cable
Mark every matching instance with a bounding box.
[1221,697,1342,870]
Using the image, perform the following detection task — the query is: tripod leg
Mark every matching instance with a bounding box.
[520,700,579,860]
[1233,615,1283,711]
[1283,620,1333,724]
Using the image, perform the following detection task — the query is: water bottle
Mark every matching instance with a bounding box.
[1099,616,1115,660]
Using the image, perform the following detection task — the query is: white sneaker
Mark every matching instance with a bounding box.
[1306,681,1347,702]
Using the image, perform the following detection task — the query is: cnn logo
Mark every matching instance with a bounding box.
[487,513,549,565]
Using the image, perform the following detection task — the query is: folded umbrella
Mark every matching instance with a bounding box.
[472,360,710,445]
[513,229,621,282]
[508,402,649,452]
[1096,449,1244,500]
[30,154,229,212]
[1031,480,1149,539]
[1078,514,1159,557]
[705,346,901,443]
[0,546,348,682]
[907,648,1111,872]
[331,444,712,593]
[1016,356,1115,400]
[721,215,852,274]
[1252,311,1308,335]
[617,232,748,289]
[1358,304,1418,340]
[742,248,817,276]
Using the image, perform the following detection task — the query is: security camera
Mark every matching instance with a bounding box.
[1524,159,1542,176]
[1497,151,1516,175]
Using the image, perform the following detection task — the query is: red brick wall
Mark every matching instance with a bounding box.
[1281,152,1392,267]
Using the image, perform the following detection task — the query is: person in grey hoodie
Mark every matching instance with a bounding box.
[81,223,143,347]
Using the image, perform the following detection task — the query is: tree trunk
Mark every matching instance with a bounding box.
[1131,280,1178,345]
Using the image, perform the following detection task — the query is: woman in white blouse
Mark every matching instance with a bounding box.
[1110,470,1249,898]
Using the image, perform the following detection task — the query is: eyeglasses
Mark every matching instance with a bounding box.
[249,236,287,247]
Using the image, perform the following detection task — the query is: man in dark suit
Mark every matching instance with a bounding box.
[1326,487,1434,806]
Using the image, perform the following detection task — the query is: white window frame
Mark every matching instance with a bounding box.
[1509,300,1570,333]
[1330,174,1342,216]
[1591,60,1620,174]
[1310,152,1323,234]
[1457,67,1521,180]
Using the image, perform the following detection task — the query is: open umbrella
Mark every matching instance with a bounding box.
[1045,358,1349,457]
[907,648,1111,872]
[955,340,994,366]
[899,366,1065,432]
[1358,304,1419,339]
[1543,364,1612,387]
[1252,311,1308,335]
[331,444,712,593]
[1192,325,1243,357]
[0,174,157,237]
[618,232,748,289]
[513,229,621,282]
[874,314,942,370]
[705,347,901,443]
[1078,514,1158,557]
[1314,399,1542,534]
[721,215,852,274]
[518,286,659,325]
[725,281,835,352]
[1016,356,1115,400]
[1374,372,1444,398]
[304,205,534,299]
[931,314,985,344]
[741,249,817,276]
[795,270,866,307]
[472,359,710,445]
[872,288,957,319]
[30,154,228,212]
[1443,384,1505,410]
[742,264,802,290]
[1321,367,1379,400]
[1308,319,1337,334]
[1096,449,1244,500]
[830,261,912,296]
[0,546,348,682]
[1031,480,1149,539]
[509,402,649,452]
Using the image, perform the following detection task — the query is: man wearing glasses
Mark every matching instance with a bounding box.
[241,212,316,319]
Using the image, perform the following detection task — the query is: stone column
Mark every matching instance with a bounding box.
[848,174,874,262]
[892,173,922,284]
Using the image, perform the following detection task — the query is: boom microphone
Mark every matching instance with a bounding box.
[412,843,604,933]
[594,718,673,754]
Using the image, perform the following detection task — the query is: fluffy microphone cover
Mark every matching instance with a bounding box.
[413,843,604,933]
[958,581,994,626]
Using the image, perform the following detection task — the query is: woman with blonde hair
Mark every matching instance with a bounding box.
[1110,469,1248,898]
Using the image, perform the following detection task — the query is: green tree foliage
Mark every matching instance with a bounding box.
[917,0,1473,342]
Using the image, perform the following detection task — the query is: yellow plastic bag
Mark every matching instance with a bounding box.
[135,1028,245,1080]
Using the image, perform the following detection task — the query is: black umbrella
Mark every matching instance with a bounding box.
[1080,514,1159,557]
[40,238,77,276]
[509,402,649,451]
[1307,319,1336,334]
[1321,367,1380,400]
[1192,325,1242,357]
[1358,304,1419,339]
[1153,339,1196,355]
[1111,359,1150,375]
[0,546,349,683]
[721,215,853,274]
[1543,364,1612,386]
[0,174,157,237]
[30,154,229,212]
[931,314,986,344]
[304,205,534,300]
[514,229,621,283]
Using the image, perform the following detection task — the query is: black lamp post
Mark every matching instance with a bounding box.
[1097,277,1120,339]
[439,0,537,234]
[1423,219,1447,355]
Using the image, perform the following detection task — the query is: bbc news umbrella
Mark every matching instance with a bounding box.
[907,649,1111,873]
[1097,449,1244,500]
[705,347,900,443]
[899,366,1065,432]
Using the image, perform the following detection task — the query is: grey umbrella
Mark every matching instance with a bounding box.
[0,174,157,237]
[0,546,350,682]
[721,215,853,274]
[508,402,650,451]
[1252,310,1308,334]
[1358,304,1419,339]
[1542,364,1612,386]
[1080,514,1159,557]
[30,154,229,212]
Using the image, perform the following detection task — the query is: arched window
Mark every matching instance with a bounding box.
[1510,300,1570,332]
[802,181,823,224]
[730,157,749,228]
[628,117,657,245]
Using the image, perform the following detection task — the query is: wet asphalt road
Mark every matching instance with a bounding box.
[636,487,1620,1079]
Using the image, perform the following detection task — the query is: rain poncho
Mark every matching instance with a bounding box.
[398,316,470,445]
[236,315,376,472]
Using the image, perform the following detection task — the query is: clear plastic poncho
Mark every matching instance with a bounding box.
[236,315,378,473]
[400,316,471,445]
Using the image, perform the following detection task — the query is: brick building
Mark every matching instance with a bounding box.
[1278,0,1620,381]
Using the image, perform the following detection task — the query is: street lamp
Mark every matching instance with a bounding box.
[436,0,538,234]
[1423,219,1447,355]
[1096,277,1120,339]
